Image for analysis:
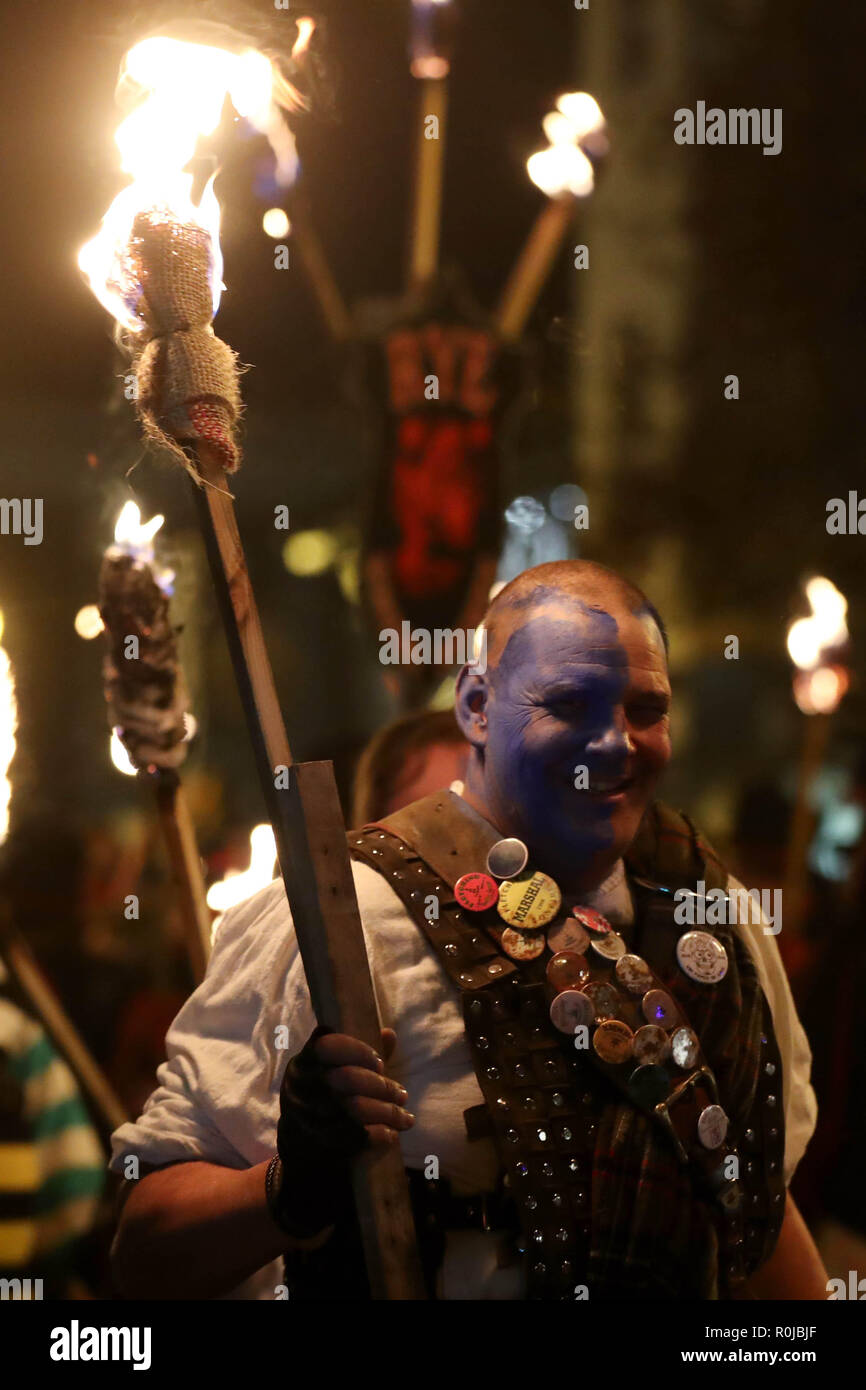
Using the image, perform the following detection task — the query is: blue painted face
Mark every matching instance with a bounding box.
[457,597,672,891]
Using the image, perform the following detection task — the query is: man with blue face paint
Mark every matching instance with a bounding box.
[108,560,823,1303]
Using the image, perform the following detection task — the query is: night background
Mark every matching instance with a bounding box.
[0,0,864,1297]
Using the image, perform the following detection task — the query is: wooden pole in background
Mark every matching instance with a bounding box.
[152,770,212,982]
[188,441,425,1300]
[408,77,448,289]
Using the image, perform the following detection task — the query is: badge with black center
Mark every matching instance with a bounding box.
[628,1064,670,1107]
[497,870,561,931]
[486,837,529,880]
[676,930,729,985]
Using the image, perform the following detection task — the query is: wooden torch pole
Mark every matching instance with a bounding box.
[189,442,425,1300]
[152,770,212,982]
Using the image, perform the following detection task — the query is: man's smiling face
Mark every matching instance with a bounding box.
[457,594,672,890]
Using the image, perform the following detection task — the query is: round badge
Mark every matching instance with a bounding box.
[486,837,529,880]
[547,916,591,956]
[546,951,590,993]
[497,870,561,931]
[454,872,499,913]
[500,927,546,961]
[632,1024,671,1065]
[593,1019,634,1064]
[697,1103,729,1150]
[627,1064,670,1107]
[572,905,612,935]
[641,988,679,1028]
[676,931,729,985]
[549,988,596,1035]
[671,1025,700,1070]
[590,931,627,962]
[583,981,622,1020]
[615,953,654,995]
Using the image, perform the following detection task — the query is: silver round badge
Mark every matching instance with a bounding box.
[615,953,654,995]
[676,930,728,985]
[697,1103,729,1150]
[590,931,627,963]
[671,1025,700,1070]
[549,988,596,1035]
[486,837,529,879]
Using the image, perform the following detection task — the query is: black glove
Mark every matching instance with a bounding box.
[268,1025,370,1240]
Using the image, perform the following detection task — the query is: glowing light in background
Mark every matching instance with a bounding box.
[262,207,291,239]
[110,728,138,778]
[0,610,17,843]
[206,823,277,913]
[75,605,105,640]
[282,529,339,577]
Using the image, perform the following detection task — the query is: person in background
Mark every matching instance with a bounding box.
[350,708,468,826]
[0,962,105,1297]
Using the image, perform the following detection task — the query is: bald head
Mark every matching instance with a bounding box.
[478,560,668,675]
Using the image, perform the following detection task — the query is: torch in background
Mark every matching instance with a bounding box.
[784,576,851,935]
[497,91,608,342]
[78,25,423,1297]
[407,0,456,289]
[97,501,212,983]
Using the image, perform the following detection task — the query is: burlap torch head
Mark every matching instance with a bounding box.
[98,550,191,772]
[129,210,242,477]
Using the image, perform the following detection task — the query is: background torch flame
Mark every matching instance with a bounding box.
[527,91,607,198]
[787,576,850,715]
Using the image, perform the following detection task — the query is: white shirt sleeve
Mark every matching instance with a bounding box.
[109,877,314,1177]
[725,874,818,1184]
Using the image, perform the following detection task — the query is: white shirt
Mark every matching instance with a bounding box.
[110,850,816,1299]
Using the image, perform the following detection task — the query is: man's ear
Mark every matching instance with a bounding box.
[455,665,490,749]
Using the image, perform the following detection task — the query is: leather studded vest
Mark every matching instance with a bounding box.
[350,792,787,1301]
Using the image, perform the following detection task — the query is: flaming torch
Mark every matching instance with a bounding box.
[98,501,212,982]
[496,92,607,342]
[784,576,851,934]
[78,26,423,1298]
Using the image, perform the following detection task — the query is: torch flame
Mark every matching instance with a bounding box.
[110,501,174,595]
[786,577,848,670]
[79,30,314,330]
[206,823,277,913]
[527,91,607,199]
[787,577,849,716]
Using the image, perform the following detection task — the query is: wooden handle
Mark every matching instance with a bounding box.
[189,443,425,1298]
[153,772,212,983]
